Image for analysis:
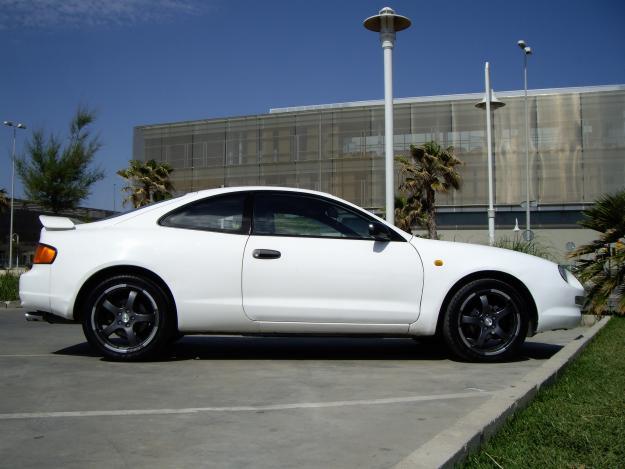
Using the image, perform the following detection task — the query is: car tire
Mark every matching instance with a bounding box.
[442,278,529,362]
[82,274,173,361]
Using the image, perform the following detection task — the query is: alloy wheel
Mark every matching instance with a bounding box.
[456,288,521,356]
[90,283,160,353]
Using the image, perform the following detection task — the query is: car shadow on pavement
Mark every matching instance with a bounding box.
[167,337,450,361]
[519,341,564,360]
[52,342,101,357]
[52,337,563,363]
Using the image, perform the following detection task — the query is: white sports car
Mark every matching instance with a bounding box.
[20,187,584,362]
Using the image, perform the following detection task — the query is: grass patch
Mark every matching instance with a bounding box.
[0,272,20,301]
[461,317,625,468]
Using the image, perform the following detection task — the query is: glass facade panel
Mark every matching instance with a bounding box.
[294,113,321,162]
[580,91,625,202]
[411,101,452,146]
[449,100,487,207]
[535,94,582,203]
[133,86,625,214]
[259,114,294,164]
[334,108,370,160]
[226,118,258,167]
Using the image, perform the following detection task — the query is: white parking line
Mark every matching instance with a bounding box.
[0,354,62,357]
[0,391,490,420]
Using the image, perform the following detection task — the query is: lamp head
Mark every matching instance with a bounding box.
[16,123,26,129]
[3,120,13,127]
[517,40,526,49]
[475,90,506,110]
[363,6,411,33]
[524,46,532,55]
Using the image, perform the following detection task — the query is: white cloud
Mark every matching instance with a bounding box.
[0,0,205,30]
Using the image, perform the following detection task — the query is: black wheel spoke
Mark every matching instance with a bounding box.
[102,300,119,315]
[496,305,512,320]
[124,327,138,346]
[475,326,490,347]
[493,325,507,340]
[479,295,489,314]
[102,322,121,338]
[461,314,481,326]
[126,290,138,312]
[133,313,153,323]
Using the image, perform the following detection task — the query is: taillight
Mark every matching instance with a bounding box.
[34,244,57,264]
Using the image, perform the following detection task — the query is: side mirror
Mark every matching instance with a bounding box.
[368,222,391,241]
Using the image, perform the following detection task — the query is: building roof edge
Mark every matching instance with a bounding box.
[269,84,625,113]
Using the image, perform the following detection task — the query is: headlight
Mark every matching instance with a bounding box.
[558,265,584,290]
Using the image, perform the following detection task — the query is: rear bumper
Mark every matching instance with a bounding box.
[25,311,77,324]
[19,265,51,313]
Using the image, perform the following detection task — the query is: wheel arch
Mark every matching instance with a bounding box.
[435,270,538,338]
[73,265,178,328]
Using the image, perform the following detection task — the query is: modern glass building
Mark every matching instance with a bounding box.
[133,84,625,230]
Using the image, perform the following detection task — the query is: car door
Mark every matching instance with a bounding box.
[242,191,424,329]
[157,191,256,332]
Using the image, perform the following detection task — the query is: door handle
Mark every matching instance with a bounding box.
[252,249,281,260]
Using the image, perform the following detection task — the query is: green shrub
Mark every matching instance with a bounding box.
[0,272,20,301]
[569,188,625,315]
[493,235,556,261]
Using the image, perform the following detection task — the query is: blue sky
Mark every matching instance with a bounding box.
[1,0,624,210]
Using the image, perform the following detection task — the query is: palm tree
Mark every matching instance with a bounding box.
[0,188,8,213]
[396,141,462,239]
[117,159,175,208]
[394,195,424,234]
[569,188,625,315]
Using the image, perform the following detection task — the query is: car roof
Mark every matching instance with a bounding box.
[188,186,339,199]
[79,186,412,241]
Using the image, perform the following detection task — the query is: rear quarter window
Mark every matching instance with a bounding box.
[159,193,248,234]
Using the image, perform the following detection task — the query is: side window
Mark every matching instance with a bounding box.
[159,193,248,234]
[252,193,375,239]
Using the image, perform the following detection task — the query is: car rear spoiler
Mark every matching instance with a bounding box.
[39,215,76,231]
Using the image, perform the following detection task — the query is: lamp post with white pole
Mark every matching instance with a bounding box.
[364,7,411,225]
[475,63,505,246]
[3,120,27,270]
[518,40,533,240]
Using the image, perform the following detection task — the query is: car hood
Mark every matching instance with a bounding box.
[409,237,557,279]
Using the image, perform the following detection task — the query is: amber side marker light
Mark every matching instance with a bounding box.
[434,259,444,266]
[34,244,57,264]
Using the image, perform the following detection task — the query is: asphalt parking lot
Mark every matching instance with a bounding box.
[0,308,586,469]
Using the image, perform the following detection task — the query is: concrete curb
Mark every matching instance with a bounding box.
[393,317,611,469]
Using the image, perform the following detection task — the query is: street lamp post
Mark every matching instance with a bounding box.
[364,7,411,225]
[3,121,27,269]
[475,63,505,246]
[518,40,533,237]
